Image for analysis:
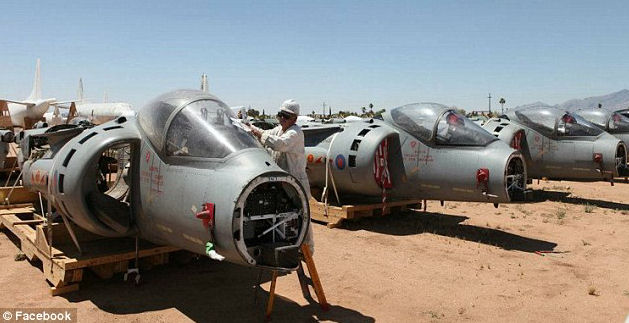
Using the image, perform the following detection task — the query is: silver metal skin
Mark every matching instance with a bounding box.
[483,106,627,181]
[576,108,629,145]
[18,90,310,271]
[303,103,527,203]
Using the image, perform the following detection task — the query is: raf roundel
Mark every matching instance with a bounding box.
[335,154,346,170]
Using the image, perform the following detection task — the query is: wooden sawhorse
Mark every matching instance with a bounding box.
[265,244,329,321]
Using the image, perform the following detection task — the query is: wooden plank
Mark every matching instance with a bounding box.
[13,219,44,225]
[63,245,180,270]
[1,213,37,242]
[0,207,35,215]
[1,207,181,292]
[50,284,79,296]
[0,187,38,204]
[309,198,423,227]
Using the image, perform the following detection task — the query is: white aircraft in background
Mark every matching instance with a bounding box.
[45,78,135,125]
[0,59,63,128]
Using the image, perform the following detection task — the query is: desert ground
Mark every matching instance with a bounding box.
[1,179,629,322]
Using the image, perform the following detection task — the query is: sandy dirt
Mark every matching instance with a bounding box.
[1,179,629,322]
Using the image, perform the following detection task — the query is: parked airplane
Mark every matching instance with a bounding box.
[15,89,310,271]
[0,59,62,128]
[302,103,527,204]
[45,78,135,125]
[482,105,629,183]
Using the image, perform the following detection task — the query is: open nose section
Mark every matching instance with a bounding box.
[615,142,629,177]
[504,153,527,201]
[232,173,310,271]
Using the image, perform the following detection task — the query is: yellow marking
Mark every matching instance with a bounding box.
[420,184,440,189]
[155,223,173,233]
[572,168,591,172]
[182,234,205,245]
[544,165,561,169]
[452,188,474,193]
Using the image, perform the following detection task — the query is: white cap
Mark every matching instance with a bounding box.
[280,99,300,116]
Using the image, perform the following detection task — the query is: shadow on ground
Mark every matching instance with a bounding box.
[528,189,629,211]
[339,210,557,253]
[64,259,373,323]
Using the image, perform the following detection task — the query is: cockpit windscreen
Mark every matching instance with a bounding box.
[165,100,262,158]
[557,112,604,137]
[435,111,498,146]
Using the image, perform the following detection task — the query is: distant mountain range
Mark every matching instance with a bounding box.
[514,89,629,112]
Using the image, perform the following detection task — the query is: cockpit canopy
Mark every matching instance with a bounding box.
[137,90,261,159]
[576,108,629,133]
[384,103,497,146]
[507,106,603,137]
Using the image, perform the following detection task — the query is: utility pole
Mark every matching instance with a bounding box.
[322,102,326,117]
[488,93,492,114]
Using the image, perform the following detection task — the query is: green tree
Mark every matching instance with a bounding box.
[499,98,506,114]
[247,108,260,118]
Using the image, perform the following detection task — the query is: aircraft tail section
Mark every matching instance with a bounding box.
[201,74,208,92]
[26,59,42,102]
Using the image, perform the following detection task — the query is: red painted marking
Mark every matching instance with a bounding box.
[410,140,417,148]
[195,203,215,230]
[419,148,433,165]
[315,156,323,164]
[511,131,523,150]
[145,151,151,163]
[307,154,314,163]
[374,139,392,188]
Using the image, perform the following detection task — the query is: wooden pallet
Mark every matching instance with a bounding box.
[309,197,422,228]
[0,186,39,204]
[0,206,180,295]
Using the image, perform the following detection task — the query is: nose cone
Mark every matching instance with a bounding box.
[215,171,311,270]
[612,141,628,177]
[504,152,527,201]
[596,134,627,178]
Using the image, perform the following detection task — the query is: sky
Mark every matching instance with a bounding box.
[1,0,628,114]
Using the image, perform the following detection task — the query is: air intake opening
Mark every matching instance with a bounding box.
[85,141,136,235]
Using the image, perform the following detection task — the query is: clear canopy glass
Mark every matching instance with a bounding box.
[165,100,262,158]
[511,107,603,137]
[609,112,629,132]
[435,111,498,146]
[513,108,559,136]
[388,103,497,146]
[557,112,603,136]
[575,109,609,128]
